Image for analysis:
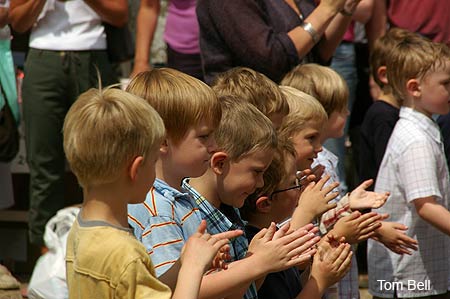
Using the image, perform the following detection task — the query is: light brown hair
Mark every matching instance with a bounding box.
[277,86,327,142]
[387,38,450,100]
[63,87,165,188]
[212,67,289,118]
[281,63,348,116]
[215,95,277,162]
[371,28,422,93]
[127,68,221,144]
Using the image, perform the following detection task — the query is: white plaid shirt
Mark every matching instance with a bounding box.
[368,107,450,298]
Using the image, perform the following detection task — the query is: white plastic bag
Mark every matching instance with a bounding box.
[28,206,80,299]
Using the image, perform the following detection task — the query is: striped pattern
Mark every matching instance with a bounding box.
[128,178,203,277]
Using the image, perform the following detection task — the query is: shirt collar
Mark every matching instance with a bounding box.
[400,107,442,143]
[153,178,190,203]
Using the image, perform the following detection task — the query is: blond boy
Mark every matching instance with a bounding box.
[361,29,422,257]
[186,95,321,299]
[126,69,311,299]
[63,87,239,298]
[277,87,384,229]
[368,37,450,299]
[212,66,289,129]
[241,139,353,299]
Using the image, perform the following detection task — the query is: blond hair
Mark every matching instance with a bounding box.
[371,28,422,93]
[215,95,277,161]
[212,67,289,117]
[387,38,450,100]
[63,87,165,188]
[281,64,348,116]
[278,86,327,141]
[126,68,221,144]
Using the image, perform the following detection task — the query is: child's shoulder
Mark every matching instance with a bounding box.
[69,220,149,267]
[129,179,195,218]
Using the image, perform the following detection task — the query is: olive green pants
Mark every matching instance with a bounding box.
[23,48,116,246]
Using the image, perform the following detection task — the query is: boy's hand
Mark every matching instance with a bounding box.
[331,211,382,244]
[310,242,353,292]
[211,244,232,269]
[181,220,243,273]
[247,223,320,273]
[349,179,390,210]
[296,169,317,192]
[372,221,418,255]
[297,174,339,219]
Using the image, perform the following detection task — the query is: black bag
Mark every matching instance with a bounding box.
[104,23,135,63]
[0,100,19,162]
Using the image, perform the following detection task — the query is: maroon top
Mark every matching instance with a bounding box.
[387,0,450,44]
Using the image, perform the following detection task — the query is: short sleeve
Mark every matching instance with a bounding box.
[115,258,172,299]
[398,140,442,202]
[141,214,185,276]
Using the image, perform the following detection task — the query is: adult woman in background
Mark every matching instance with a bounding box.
[132,0,204,80]
[197,0,362,84]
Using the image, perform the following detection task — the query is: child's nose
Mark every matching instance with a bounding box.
[207,137,218,153]
[256,174,265,189]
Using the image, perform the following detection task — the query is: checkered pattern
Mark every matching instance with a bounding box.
[368,107,450,298]
[182,179,258,299]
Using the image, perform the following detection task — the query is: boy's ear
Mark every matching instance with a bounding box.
[255,196,272,213]
[129,156,145,181]
[406,78,421,98]
[159,139,169,154]
[211,152,229,175]
[377,66,388,85]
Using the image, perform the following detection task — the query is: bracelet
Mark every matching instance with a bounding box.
[300,22,320,44]
[340,7,354,16]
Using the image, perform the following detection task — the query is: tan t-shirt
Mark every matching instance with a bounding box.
[66,215,171,299]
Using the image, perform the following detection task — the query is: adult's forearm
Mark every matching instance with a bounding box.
[288,3,337,59]
[365,0,387,50]
[9,0,46,33]
[134,0,160,68]
[319,12,353,61]
[352,0,373,24]
[84,0,128,27]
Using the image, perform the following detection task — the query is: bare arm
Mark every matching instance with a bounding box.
[9,0,46,33]
[318,0,364,61]
[372,221,418,255]
[352,0,373,24]
[131,0,160,77]
[365,0,386,50]
[287,1,343,60]
[83,0,128,27]
[414,196,450,236]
